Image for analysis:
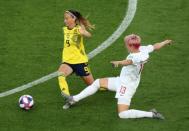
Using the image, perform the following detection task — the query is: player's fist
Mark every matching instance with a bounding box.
[164,40,172,45]
[110,61,119,68]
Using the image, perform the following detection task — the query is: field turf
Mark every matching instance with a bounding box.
[0,0,189,130]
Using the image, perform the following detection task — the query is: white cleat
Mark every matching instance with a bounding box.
[150,108,165,120]
[63,102,71,110]
[62,96,76,110]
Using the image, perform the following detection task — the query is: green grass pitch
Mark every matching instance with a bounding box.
[0,0,189,130]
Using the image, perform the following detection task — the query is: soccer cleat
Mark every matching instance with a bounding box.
[150,108,165,120]
[62,102,71,110]
[62,96,76,110]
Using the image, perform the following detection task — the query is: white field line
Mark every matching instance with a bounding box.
[0,0,137,98]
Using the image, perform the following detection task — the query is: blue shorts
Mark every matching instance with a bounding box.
[63,62,91,76]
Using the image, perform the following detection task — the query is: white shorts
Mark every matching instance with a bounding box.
[107,77,137,105]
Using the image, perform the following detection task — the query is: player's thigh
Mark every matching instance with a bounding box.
[74,63,94,85]
[116,87,135,113]
[98,77,119,91]
[107,77,119,91]
[117,104,129,113]
[58,64,73,77]
[82,74,94,85]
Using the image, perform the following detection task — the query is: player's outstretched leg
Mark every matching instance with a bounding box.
[118,105,164,119]
[63,79,101,109]
[119,109,153,119]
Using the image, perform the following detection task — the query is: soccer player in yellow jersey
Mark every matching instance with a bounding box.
[58,10,95,97]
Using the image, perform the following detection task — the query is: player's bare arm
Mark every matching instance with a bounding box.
[79,24,92,37]
[110,60,133,67]
[153,39,172,51]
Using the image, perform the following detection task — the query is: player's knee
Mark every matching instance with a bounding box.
[58,65,71,76]
[58,64,63,71]
[58,71,66,77]
[85,76,94,85]
[58,67,69,77]
[58,67,64,75]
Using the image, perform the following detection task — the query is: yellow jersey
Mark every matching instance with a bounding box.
[62,25,88,64]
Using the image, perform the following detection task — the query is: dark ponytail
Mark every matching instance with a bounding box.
[68,10,95,30]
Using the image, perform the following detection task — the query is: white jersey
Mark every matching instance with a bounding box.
[119,45,154,88]
[108,45,154,105]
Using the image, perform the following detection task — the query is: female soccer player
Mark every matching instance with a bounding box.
[58,10,95,96]
[63,34,172,119]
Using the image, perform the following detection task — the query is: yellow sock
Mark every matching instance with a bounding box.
[58,76,70,96]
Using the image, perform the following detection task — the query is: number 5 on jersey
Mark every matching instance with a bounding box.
[84,66,90,74]
[66,40,70,47]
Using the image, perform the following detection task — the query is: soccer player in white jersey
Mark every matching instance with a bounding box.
[63,34,172,119]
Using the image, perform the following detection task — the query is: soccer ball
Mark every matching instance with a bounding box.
[19,95,34,110]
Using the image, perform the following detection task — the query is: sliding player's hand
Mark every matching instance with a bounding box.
[110,61,119,68]
[164,40,172,45]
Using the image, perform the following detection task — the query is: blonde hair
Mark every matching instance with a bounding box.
[66,10,95,30]
[124,34,141,49]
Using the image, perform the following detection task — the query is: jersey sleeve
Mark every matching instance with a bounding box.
[140,45,154,53]
[127,53,149,65]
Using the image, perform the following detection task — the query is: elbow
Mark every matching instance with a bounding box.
[153,45,160,51]
[154,48,159,51]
